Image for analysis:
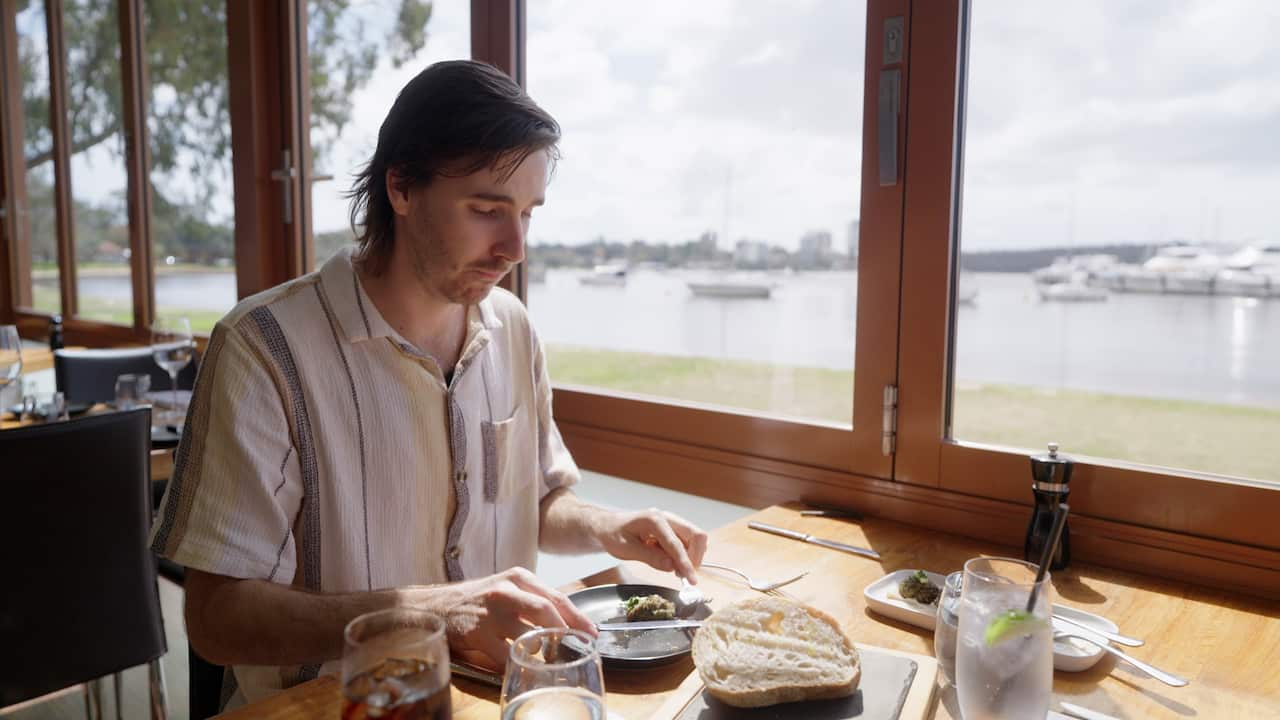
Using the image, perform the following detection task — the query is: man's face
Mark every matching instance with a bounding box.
[388,149,548,305]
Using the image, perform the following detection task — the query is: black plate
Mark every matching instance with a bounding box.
[568,583,713,668]
[3,401,92,420]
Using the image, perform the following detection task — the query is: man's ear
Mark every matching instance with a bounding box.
[385,168,412,216]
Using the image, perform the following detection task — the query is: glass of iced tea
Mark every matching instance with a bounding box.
[342,608,451,719]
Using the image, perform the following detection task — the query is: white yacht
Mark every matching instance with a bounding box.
[578,263,627,287]
[1038,276,1108,302]
[687,282,771,299]
[1216,244,1280,298]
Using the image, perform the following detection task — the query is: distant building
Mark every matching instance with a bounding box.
[797,230,834,268]
[847,220,860,260]
[734,239,769,267]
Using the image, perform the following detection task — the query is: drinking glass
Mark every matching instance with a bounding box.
[0,325,22,400]
[933,570,964,685]
[114,373,152,411]
[341,608,451,720]
[955,557,1052,720]
[151,317,194,425]
[500,628,605,720]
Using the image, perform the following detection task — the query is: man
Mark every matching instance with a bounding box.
[151,60,708,708]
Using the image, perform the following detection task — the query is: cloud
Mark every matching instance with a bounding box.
[312,0,1280,253]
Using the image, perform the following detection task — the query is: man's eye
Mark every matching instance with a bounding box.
[473,207,501,218]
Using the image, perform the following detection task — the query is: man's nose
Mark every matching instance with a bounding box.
[494,216,526,264]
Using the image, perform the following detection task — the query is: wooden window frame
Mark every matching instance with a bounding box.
[0,2,31,320]
[503,0,1279,598]
[0,0,295,347]
[515,0,909,482]
[892,0,1279,596]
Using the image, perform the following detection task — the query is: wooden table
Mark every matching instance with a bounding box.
[220,504,1279,719]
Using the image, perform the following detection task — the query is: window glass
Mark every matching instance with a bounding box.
[527,0,865,425]
[953,1,1280,483]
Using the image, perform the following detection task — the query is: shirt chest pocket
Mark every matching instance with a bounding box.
[480,405,530,503]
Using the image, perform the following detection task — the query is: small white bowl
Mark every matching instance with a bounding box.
[863,570,1115,672]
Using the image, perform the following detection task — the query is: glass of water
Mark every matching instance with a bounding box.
[500,628,605,720]
[933,570,964,685]
[114,373,152,411]
[0,325,22,399]
[955,557,1053,720]
[151,317,194,425]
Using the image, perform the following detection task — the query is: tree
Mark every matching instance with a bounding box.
[16,0,431,261]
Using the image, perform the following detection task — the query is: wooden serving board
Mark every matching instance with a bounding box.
[671,644,937,720]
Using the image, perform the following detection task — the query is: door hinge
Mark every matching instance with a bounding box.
[882,384,898,456]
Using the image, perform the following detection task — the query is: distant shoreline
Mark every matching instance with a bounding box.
[31,265,235,280]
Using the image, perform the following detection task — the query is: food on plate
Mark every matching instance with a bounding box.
[691,596,860,708]
[898,570,941,605]
[625,594,676,621]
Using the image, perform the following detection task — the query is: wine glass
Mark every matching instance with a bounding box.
[500,628,606,720]
[151,317,194,426]
[342,608,451,719]
[0,325,22,408]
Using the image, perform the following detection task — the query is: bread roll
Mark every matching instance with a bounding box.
[691,596,861,708]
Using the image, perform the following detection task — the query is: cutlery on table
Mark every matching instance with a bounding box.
[1053,631,1188,687]
[596,619,704,632]
[1053,614,1143,647]
[1058,700,1122,720]
[747,521,881,560]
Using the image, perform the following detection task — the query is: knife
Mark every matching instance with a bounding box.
[748,521,881,560]
[1058,701,1121,720]
[1052,614,1143,647]
[450,661,503,687]
[596,619,704,632]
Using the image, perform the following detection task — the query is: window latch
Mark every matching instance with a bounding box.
[270,149,298,225]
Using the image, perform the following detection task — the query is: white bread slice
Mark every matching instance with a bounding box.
[691,596,860,708]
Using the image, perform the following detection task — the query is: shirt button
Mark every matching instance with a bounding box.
[447,546,461,560]
[457,470,467,483]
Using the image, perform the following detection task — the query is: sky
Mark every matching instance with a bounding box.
[23,0,1280,254]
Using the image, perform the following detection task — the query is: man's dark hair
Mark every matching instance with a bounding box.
[347,60,561,275]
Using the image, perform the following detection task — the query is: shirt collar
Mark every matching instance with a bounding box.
[320,247,504,345]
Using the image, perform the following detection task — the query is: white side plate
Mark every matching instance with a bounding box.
[863,570,1116,672]
[863,569,947,631]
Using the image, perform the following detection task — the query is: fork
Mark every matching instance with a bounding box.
[1053,631,1188,687]
[701,561,809,593]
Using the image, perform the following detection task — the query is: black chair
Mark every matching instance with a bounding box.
[54,347,198,406]
[54,347,198,511]
[0,409,169,718]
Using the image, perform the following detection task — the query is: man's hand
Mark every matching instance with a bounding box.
[594,508,709,583]
[422,567,597,669]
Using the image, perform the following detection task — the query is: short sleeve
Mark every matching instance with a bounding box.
[530,325,580,499]
[150,320,304,583]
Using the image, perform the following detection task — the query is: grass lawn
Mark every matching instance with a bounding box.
[30,285,225,334]
[548,344,1279,484]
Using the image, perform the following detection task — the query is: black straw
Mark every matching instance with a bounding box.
[1025,503,1070,613]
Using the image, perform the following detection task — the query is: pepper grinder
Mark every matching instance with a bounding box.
[48,314,64,351]
[1025,441,1072,571]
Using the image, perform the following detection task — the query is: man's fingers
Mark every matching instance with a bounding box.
[664,513,709,570]
[506,588,568,631]
[645,517,697,582]
[474,633,512,670]
[504,571,598,636]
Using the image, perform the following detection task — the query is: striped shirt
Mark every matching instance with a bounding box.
[149,248,579,706]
